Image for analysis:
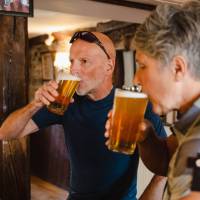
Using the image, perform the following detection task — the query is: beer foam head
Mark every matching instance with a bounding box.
[115,88,147,98]
[57,72,81,81]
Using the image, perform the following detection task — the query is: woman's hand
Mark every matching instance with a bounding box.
[137,119,154,143]
[104,110,112,146]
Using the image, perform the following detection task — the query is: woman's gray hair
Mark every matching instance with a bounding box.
[133,0,200,79]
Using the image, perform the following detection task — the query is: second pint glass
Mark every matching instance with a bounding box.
[108,89,148,154]
[47,72,80,115]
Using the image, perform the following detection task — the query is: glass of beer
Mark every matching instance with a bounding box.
[47,71,80,115]
[108,88,148,154]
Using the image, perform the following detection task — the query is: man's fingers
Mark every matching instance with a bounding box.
[43,82,59,97]
[40,95,51,106]
[48,80,58,89]
[34,81,59,106]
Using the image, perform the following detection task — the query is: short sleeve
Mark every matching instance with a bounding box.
[168,139,200,199]
[32,106,63,129]
[145,102,167,138]
[174,139,200,176]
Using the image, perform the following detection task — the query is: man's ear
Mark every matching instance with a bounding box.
[106,59,115,75]
[172,56,187,81]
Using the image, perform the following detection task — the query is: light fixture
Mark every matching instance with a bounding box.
[45,33,55,46]
[54,52,70,70]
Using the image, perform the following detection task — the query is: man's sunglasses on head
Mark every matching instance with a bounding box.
[69,31,110,59]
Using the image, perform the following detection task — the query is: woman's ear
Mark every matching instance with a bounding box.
[172,56,187,81]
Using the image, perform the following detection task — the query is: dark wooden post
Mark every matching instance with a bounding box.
[0,16,29,200]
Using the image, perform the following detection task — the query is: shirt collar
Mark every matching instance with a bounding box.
[173,98,200,134]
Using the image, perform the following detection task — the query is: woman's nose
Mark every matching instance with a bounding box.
[133,71,140,85]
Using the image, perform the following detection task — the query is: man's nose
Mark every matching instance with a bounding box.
[70,62,80,76]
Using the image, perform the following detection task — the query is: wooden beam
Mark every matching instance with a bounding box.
[90,0,156,11]
[0,15,30,200]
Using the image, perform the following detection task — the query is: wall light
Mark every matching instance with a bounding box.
[54,52,70,70]
[45,33,55,46]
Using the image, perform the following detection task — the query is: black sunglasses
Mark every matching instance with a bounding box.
[69,31,110,59]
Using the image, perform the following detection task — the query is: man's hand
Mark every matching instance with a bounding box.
[34,80,59,108]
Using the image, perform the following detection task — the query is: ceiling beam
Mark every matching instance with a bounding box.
[34,0,151,23]
[90,0,156,11]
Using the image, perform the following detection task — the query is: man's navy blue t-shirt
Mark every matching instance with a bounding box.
[32,88,166,200]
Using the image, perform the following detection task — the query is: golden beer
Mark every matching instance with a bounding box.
[47,74,80,115]
[108,89,148,154]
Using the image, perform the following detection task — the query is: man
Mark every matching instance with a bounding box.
[123,0,200,199]
[0,31,166,200]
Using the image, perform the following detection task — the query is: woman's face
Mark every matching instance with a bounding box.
[134,50,181,115]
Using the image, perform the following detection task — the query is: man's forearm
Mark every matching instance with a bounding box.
[0,101,41,140]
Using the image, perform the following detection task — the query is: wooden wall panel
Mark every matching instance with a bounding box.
[30,125,70,190]
[0,16,29,200]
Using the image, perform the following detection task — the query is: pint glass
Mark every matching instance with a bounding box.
[108,89,148,154]
[47,72,80,115]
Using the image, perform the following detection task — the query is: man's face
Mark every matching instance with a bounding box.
[69,39,109,97]
[134,50,179,115]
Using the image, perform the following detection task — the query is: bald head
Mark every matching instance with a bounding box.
[91,32,116,63]
[69,31,116,63]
